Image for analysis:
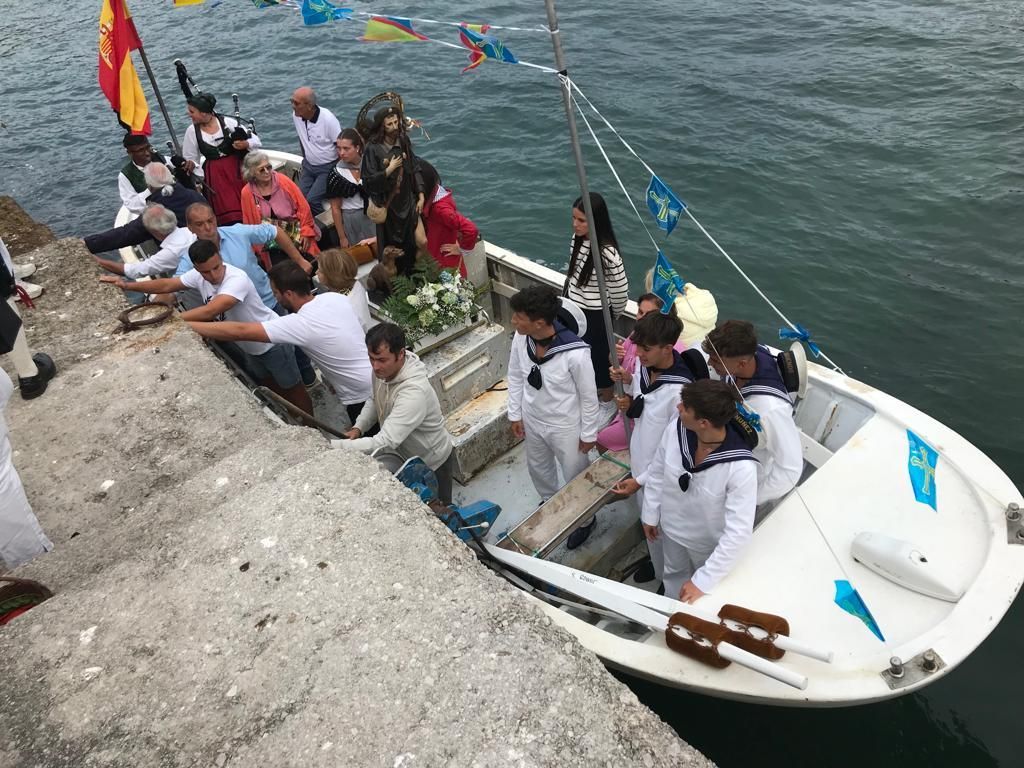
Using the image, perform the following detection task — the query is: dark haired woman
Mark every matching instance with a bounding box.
[326,128,376,249]
[418,160,479,278]
[563,192,629,403]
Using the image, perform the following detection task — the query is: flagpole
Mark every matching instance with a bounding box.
[543,0,630,438]
[134,43,181,155]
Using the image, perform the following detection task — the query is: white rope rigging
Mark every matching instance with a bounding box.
[564,76,846,375]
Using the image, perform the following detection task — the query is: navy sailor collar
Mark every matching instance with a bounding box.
[677,418,758,473]
[738,345,792,404]
[526,322,589,366]
[639,350,694,395]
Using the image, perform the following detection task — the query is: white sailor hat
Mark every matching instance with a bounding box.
[557,297,587,338]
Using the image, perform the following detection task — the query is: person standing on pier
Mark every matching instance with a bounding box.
[562,193,629,423]
[507,285,601,548]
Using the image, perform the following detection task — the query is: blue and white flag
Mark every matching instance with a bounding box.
[651,251,685,313]
[301,0,351,25]
[834,580,885,642]
[906,429,938,511]
[646,175,686,235]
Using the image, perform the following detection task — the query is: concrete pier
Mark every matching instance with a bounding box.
[0,206,711,767]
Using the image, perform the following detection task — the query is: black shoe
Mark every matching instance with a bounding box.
[656,582,665,596]
[632,558,656,584]
[18,353,56,400]
[566,517,596,550]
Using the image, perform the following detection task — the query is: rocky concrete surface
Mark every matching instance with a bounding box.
[0,223,711,767]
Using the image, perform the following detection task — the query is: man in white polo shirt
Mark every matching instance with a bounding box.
[291,86,342,213]
[102,240,313,414]
[185,260,373,425]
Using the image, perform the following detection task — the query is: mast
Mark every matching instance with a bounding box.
[543,0,629,433]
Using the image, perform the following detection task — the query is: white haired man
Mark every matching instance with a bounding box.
[85,162,205,255]
[92,205,196,280]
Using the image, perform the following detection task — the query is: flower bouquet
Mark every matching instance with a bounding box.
[380,261,482,350]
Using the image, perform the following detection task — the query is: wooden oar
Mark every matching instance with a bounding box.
[485,545,808,690]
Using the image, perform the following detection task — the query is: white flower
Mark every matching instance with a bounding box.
[406,294,421,307]
[441,292,457,306]
[419,309,435,325]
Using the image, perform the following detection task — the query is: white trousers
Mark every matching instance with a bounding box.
[6,298,38,378]
[523,417,591,502]
[661,534,715,601]
[0,369,51,569]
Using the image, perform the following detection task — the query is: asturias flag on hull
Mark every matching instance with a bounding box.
[98,0,151,135]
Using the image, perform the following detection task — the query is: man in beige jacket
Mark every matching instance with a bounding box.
[337,323,455,503]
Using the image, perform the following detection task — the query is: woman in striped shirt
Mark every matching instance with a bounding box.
[563,192,630,398]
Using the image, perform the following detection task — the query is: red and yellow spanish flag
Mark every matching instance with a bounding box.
[98,0,151,135]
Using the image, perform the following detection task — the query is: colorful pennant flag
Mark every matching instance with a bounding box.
[252,0,297,7]
[360,16,428,42]
[646,175,686,235]
[460,22,491,35]
[834,579,885,642]
[458,24,519,72]
[172,0,206,6]
[301,0,351,26]
[98,0,151,135]
[906,429,938,511]
[651,251,685,313]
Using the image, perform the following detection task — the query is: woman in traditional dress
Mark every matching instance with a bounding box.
[240,151,320,271]
[563,192,629,404]
[181,92,259,226]
[326,128,376,250]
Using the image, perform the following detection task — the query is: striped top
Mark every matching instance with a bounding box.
[563,236,629,313]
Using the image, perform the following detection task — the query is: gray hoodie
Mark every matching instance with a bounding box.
[343,352,453,470]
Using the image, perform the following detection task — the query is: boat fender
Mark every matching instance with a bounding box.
[665,612,731,669]
[681,348,710,381]
[717,604,790,661]
[851,532,964,602]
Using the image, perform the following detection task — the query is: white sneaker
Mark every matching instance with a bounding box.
[13,263,36,279]
[16,280,42,300]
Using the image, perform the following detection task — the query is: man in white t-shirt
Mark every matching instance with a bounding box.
[101,239,312,414]
[185,260,373,425]
[291,87,342,213]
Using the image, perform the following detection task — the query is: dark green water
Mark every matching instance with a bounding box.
[2,1,1021,764]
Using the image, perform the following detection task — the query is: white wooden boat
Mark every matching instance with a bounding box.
[114,149,1024,706]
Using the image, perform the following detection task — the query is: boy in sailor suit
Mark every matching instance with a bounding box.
[507,286,601,517]
[610,311,699,586]
[702,320,803,505]
[642,380,759,603]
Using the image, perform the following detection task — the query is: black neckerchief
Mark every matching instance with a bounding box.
[676,418,758,474]
[525,322,589,390]
[738,345,792,404]
[525,322,588,366]
[627,350,694,419]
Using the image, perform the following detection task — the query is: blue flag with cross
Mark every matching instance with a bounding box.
[646,175,686,235]
[906,429,938,511]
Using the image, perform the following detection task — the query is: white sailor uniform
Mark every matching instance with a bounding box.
[625,351,696,582]
[741,345,803,504]
[508,325,600,501]
[642,417,758,599]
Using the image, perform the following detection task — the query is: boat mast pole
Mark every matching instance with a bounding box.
[543,0,629,437]
[135,43,181,155]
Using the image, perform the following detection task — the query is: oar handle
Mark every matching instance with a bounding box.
[718,641,808,690]
[772,634,834,664]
